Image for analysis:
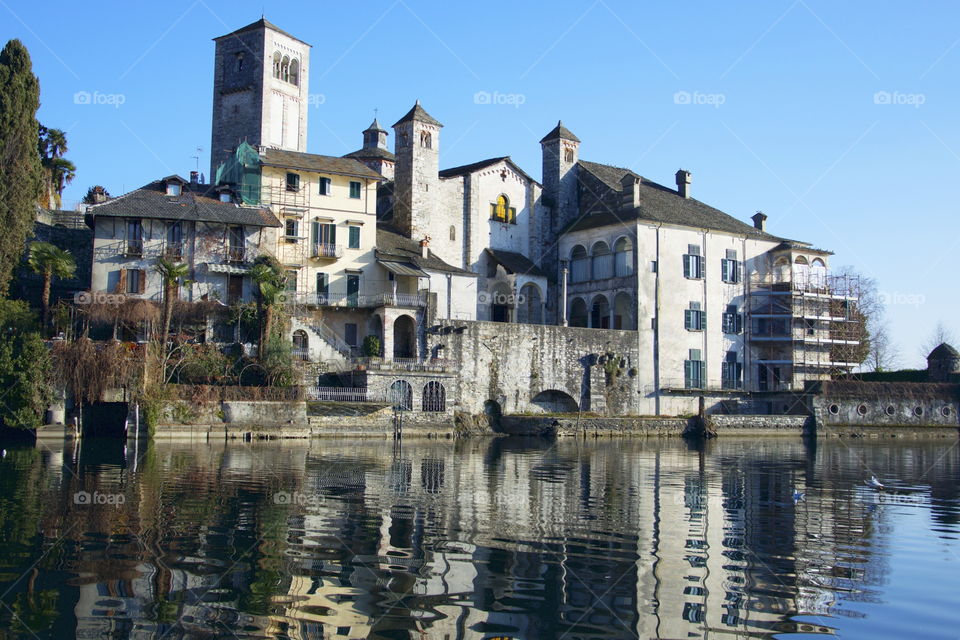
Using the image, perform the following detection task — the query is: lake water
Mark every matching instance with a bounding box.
[0,435,957,639]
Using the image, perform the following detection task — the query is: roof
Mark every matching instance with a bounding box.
[392,100,443,128]
[566,160,783,240]
[214,18,311,46]
[928,343,960,359]
[438,156,538,184]
[343,146,396,162]
[484,248,545,278]
[771,240,832,255]
[87,177,281,227]
[378,260,428,278]
[540,120,580,144]
[375,225,476,276]
[364,118,387,133]
[259,148,383,180]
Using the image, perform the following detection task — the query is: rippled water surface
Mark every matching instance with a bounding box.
[0,435,957,639]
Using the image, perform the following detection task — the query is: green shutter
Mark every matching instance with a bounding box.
[311,220,318,247]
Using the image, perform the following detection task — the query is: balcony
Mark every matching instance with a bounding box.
[124,240,143,257]
[163,242,184,260]
[287,291,427,309]
[224,246,259,264]
[352,357,455,373]
[311,243,344,260]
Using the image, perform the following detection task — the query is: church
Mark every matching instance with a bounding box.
[85,18,863,417]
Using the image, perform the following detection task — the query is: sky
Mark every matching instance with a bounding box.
[2,0,957,367]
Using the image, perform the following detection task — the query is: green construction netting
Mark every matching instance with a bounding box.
[214,141,262,205]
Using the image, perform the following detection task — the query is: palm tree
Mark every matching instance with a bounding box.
[154,257,190,344]
[248,256,286,354]
[37,127,74,208]
[27,242,76,330]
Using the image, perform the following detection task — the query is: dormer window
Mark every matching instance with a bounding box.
[219,192,232,203]
[166,182,181,196]
[286,172,300,192]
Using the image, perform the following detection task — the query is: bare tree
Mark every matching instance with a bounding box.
[920,321,958,358]
[867,321,900,372]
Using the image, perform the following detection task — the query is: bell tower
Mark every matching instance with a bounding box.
[210,18,311,179]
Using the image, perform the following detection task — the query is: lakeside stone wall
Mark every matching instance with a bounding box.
[808,381,959,428]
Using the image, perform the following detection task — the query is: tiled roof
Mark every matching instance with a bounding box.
[87,177,281,227]
[540,120,580,143]
[567,160,783,240]
[214,18,311,46]
[928,343,960,359]
[259,148,384,180]
[438,156,538,184]
[485,248,545,278]
[343,147,396,162]
[364,118,387,133]
[376,225,475,276]
[392,100,443,128]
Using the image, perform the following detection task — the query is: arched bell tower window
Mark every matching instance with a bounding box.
[420,131,432,148]
[272,52,281,79]
[564,147,574,162]
[280,56,290,83]
[490,194,517,224]
[289,59,300,86]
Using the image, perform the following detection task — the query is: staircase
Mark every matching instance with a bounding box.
[290,316,353,370]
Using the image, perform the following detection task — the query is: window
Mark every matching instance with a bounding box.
[280,55,290,82]
[422,381,446,412]
[722,304,743,334]
[316,272,329,302]
[165,221,182,258]
[721,249,741,283]
[490,194,517,223]
[684,349,704,389]
[126,268,145,295]
[165,182,181,196]
[285,270,297,295]
[286,172,300,192]
[349,181,362,199]
[344,323,358,347]
[564,148,574,162]
[272,52,281,78]
[684,301,706,331]
[285,219,299,241]
[219,192,232,203]
[289,59,299,86]
[292,330,308,360]
[126,219,143,256]
[236,52,244,72]
[570,245,589,282]
[312,221,337,257]
[348,225,361,249]
[389,380,413,411]
[420,131,432,148]
[683,244,704,279]
[318,177,332,195]
[614,237,633,277]
[449,225,456,242]
[722,351,743,389]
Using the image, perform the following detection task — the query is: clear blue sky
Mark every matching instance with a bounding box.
[3,0,957,367]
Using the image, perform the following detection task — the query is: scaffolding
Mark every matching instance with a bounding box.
[747,273,864,391]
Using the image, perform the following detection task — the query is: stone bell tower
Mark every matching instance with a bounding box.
[210,18,311,179]
[392,100,442,240]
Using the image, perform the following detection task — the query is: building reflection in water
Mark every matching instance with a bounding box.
[0,435,955,639]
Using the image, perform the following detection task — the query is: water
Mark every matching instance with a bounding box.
[0,435,957,640]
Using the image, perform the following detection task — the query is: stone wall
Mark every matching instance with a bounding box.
[708,414,812,436]
[426,319,642,415]
[500,415,691,437]
[810,381,959,428]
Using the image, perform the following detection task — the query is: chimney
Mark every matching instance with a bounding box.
[620,173,640,210]
[675,169,691,198]
[189,171,200,185]
[751,211,768,232]
[750,211,767,231]
[419,236,431,259]
[91,185,107,204]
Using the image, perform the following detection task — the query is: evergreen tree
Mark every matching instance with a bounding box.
[0,299,51,429]
[0,39,43,297]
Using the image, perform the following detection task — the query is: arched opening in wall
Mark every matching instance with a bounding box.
[422,381,446,412]
[292,329,309,360]
[614,236,633,277]
[518,283,543,324]
[367,315,383,356]
[591,241,613,280]
[280,55,290,82]
[569,297,588,327]
[449,225,456,242]
[570,245,589,283]
[389,380,413,411]
[272,52,281,78]
[591,294,611,329]
[810,258,827,289]
[490,282,513,323]
[393,314,416,359]
[288,59,300,86]
[531,389,579,413]
[774,257,791,283]
[483,400,502,418]
[793,256,810,289]
[420,131,432,149]
[613,292,635,330]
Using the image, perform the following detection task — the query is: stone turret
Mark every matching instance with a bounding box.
[392,100,442,239]
[344,117,395,180]
[927,343,960,382]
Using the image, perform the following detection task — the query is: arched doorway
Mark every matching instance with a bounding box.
[569,297,588,327]
[531,389,579,413]
[490,282,513,323]
[518,283,543,324]
[292,329,309,360]
[367,315,383,356]
[613,292,635,330]
[422,381,446,412]
[591,294,610,329]
[393,314,416,359]
[389,379,413,410]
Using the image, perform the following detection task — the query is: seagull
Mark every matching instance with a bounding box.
[866,476,885,490]
[793,489,805,503]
